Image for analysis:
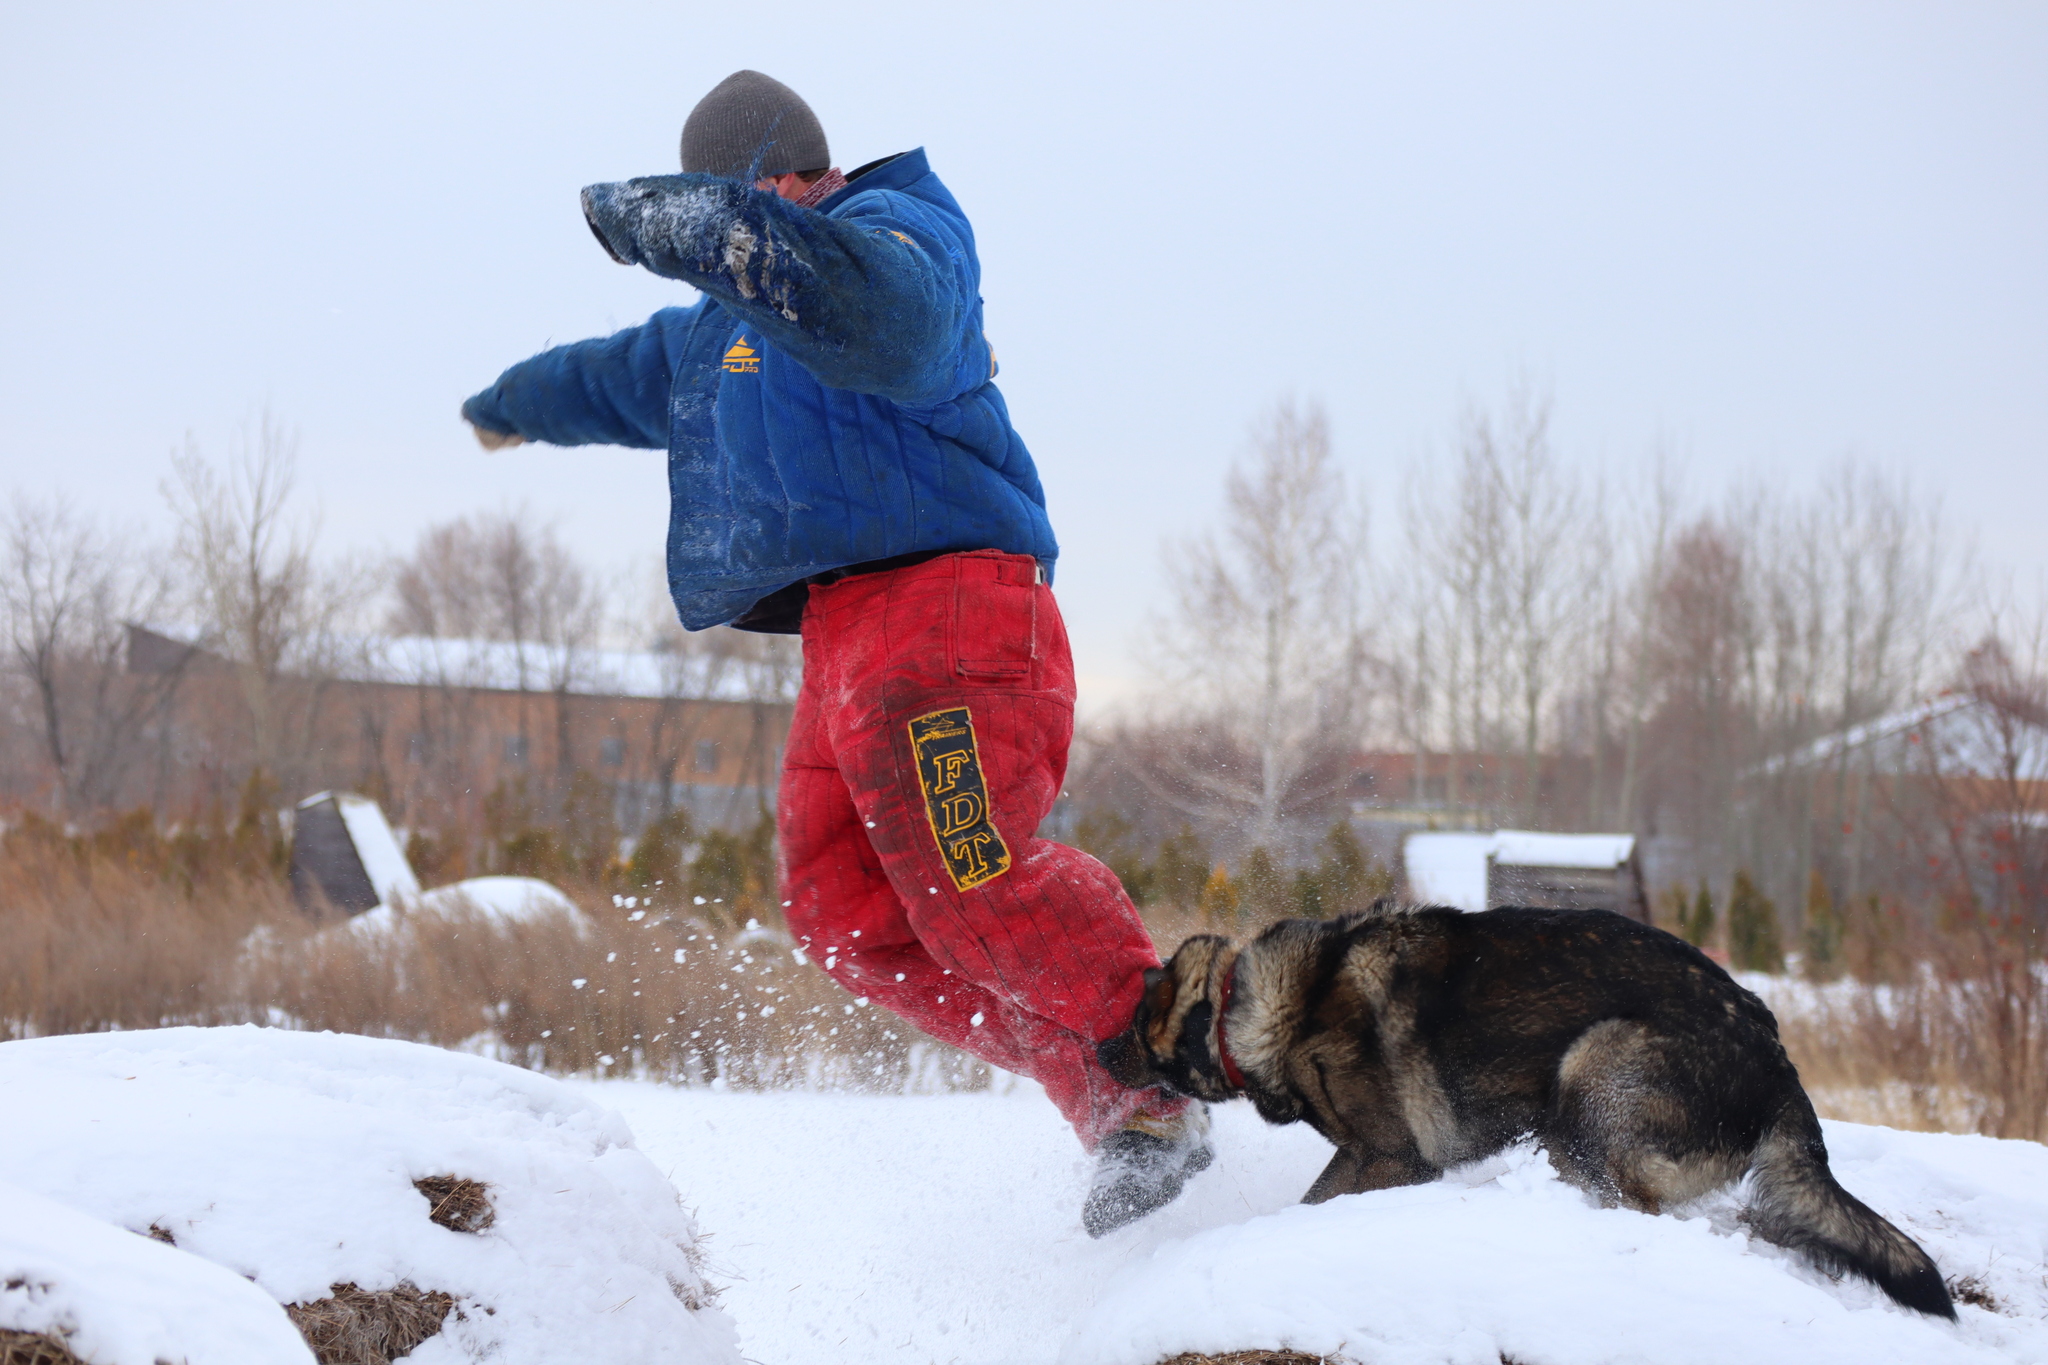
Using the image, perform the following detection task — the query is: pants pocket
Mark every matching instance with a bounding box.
[952,573,1038,684]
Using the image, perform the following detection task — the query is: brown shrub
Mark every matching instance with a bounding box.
[0,823,997,1092]
[1775,933,2047,1142]
[0,833,296,1037]
[243,888,989,1090]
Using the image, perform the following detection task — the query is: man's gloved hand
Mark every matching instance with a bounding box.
[581,176,803,313]
[579,170,953,402]
[470,423,525,451]
[581,176,756,275]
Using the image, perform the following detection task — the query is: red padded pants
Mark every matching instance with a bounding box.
[777,550,1173,1147]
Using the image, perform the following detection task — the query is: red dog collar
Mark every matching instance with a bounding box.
[1216,960,1248,1092]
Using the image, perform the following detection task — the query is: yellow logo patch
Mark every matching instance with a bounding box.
[722,337,760,373]
[908,707,1012,892]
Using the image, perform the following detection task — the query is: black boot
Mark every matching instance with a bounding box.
[1082,1106,1212,1237]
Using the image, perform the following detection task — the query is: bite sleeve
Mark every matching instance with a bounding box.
[581,175,966,404]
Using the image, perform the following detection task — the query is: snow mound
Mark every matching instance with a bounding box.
[344,875,586,936]
[587,1083,2048,1365]
[0,1180,314,1365]
[0,1027,738,1365]
[1065,1126,2048,1365]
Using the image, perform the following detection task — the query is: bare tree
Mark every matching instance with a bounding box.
[1479,394,1588,824]
[1736,463,1963,903]
[385,509,607,813]
[1640,514,1757,878]
[1151,398,1373,853]
[1609,461,1683,830]
[389,520,488,639]
[1398,388,1590,823]
[0,496,181,815]
[163,414,356,786]
[1404,422,1503,815]
[390,511,602,675]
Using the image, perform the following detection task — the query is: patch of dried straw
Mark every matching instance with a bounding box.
[1157,1354,1347,1365]
[0,1327,86,1365]
[413,1176,493,1234]
[284,1282,454,1365]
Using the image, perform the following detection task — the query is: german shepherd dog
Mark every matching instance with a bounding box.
[1098,903,1955,1318]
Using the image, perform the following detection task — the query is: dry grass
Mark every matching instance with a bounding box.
[0,834,998,1094]
[245,893,998,1091]
[1765,913,2048,1143]
[0,1328,85,1365]
[413,1176,493,1234]
[1776,963,2047,1141]
[0,837,291,1036]
[284,1282,454,1365]
[1157,1353,1348,1365]
[5,831,2041,1144]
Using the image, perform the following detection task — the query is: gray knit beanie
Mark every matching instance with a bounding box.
[680,70,829,181]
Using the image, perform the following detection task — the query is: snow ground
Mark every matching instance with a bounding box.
[0,1180,313,1364]
[0,1029,737,1364]
[589,1080,2048,1365]
[2,1028,2040,1365]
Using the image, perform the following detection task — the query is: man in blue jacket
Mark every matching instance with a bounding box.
[462,71,1206,1235]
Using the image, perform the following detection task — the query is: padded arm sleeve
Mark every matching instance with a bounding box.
[580,175,967,404]
[460,305,702,449]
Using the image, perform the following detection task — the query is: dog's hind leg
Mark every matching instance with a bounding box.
[1302,1143,1437,1204]
[1545,1019,1642,1205]
[1546,1018,1740,1213]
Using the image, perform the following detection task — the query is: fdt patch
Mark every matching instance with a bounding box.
[907,707,1012,891]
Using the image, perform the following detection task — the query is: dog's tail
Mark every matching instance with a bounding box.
[1745,1097,1955,1319]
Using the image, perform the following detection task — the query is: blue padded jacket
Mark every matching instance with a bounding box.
[460,150,1057,631]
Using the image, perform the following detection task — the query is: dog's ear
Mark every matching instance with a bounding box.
[1143,966,1177,1021]
[1141,966,1181,1055]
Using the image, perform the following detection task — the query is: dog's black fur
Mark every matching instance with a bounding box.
[1098,903,1954,1318]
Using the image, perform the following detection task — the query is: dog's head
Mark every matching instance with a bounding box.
[1095,934,1242,1102]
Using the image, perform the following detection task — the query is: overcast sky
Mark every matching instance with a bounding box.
[3,1,2042,708]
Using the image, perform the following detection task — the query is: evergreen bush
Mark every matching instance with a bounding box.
[1197,863,1238,928]
[1682,880,1716,949]
[1802,869,1844,982]
[1727,868,1785,973]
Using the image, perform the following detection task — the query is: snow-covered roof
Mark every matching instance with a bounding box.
[130,623,777,703]
[1757,693,2048,781]
[1492,831,1636,870]
[349,634,765,701]
[1405,830,1637,912]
